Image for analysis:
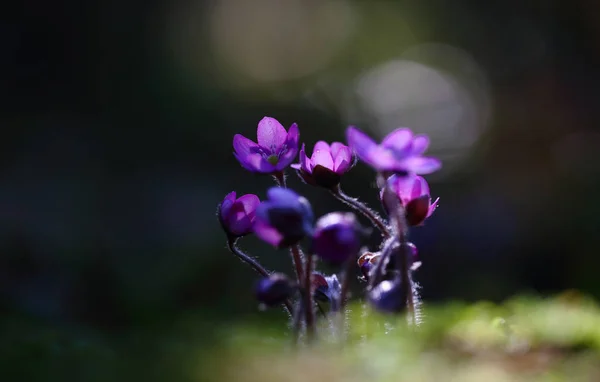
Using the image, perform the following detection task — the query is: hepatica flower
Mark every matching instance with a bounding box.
[382,175,439,226]
[254,187,314,248]
[346,126,441,175]
[291,141,354,188]
[233,117,300,174]
[218,191,260,237]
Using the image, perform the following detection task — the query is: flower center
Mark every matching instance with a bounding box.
[267,155,279,165]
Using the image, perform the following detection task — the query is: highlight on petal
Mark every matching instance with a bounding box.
[401,156,442,174]
[313,141,331,154]
[257,117,288,149]
[311,148,334,170]
[381,128,413,152]
[253,219,283,247]
[427,197,440,218]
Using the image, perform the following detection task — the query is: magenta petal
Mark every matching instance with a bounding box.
[332,145,352,173]
[298,144,312,173]
[233,134,259,157]
[401,156,442,174]
[256,117,288,149]
[364,146,401,170]
[391,175,418,205]
[220,191,237,221]
[236,194,260,216]
[413,176,430,198]
[236,152,276,173]
[381,128,413,152]
[427,197,439,218]
[253,219,283,247]
[346,126,377,162]
[329,142,346,158]
[226,202,252,236]
[285,123,300,151]
[410,135,430,156]
[313,141,331,153]
[311,148,334,170]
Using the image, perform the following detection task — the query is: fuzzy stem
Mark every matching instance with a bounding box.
[304,254,316,342]
[378,173,416,324]
[330,185,391,239]
[367,236,397,290]
[290,244,304,286]
[227,238,293,316]
[339,256,355,311]
[273,171,287,188]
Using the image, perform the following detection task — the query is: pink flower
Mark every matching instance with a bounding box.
[291,141,354,188]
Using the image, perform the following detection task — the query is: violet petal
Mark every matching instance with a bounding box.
[381,128,413,152]
[257,117,288,149]
[253,219,283,247]
[401,156,442,174]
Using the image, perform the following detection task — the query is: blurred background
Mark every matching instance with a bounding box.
[1,0,600,380]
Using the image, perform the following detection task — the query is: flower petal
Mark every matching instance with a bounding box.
[332,145,352,173]
[311,147,334,171]
[285,123,300,151]
[346,126,377,163]
[234,152,276,173]
[219,191,237,222]
[313,141,331,153]
[400,156,442,174]
[257,117,288,150]
[233,134,260,158]
[381,128,413,152]
[427,197,439,218]
[267,187,301,206]
[226,201,253,236]
[410,135,430,156]
[413,176,430,198]
[275,123,300,171]
[253,218,283,247]
[236,194,260,216]
[329,142,346,158]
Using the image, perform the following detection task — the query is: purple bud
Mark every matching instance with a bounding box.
[312,212,362,264]
[218,191,260,237]
[381,175,439,226]
[254,188,314,248]
[312,272,341,303]
[368,280,406,313]
[255,273,294,307]
[291,141,355,188]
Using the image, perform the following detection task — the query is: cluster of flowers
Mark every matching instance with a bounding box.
[218,117,440,340]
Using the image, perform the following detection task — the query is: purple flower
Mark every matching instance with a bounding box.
[312,212,362,264]
[218,191,260,237]
[233,117,300,174]
[346,126,441,175]
[255,273,294,307]
[382,175,439,226]
[368,280,405,313]
[254,187,314,248]
[291,141,354,188]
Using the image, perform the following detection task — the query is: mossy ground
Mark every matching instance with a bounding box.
[2,294,600,381]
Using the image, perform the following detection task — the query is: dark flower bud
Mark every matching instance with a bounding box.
[254,188,314,248]
[380,175,439,226]
[312,212,362,265]
[311,272,341,303]
[218,191,260,238]
[368,280,406,313]
[255,273,294,307]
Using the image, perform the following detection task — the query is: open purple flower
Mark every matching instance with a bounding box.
[291,141,354,188]
[218,191,260,237]
[382,175,439,226]
[254,187,314,248]
[312,212,362,265]
[233,117,300,174]
[346,126,441,175]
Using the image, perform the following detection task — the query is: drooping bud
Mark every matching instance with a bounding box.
[368,280,406,313]
[311,272,341,303]
[312,212,363,265]
[218,192,260,238]
[381,174,439,226]
[255,273,294,307]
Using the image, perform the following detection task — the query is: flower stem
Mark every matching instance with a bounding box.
[367,236,397,290]
[330,185,391,239]
[273,171,287,188]
[304,253,316,342]
[339,256,355,311]
[227,237,293,316]
[290,244,304,285]
[378,174,417,324]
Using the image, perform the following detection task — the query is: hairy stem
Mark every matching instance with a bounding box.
[304,254,316,342]
[339,256,356,311]
[273,171,287,188]
[378,173,416,324]
[330,185,391,239]
[290,244,304,286]
[227,238,293,316]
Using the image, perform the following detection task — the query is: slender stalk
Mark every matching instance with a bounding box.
[290,244,304,285]
[291,297,304,346]
[330,185,391,239]
[304,253,316,342]
[378,174,416,324]
[227,237,293,316]
[367,236,397,290]
[273,171,287,188]
[339,256,356,311]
